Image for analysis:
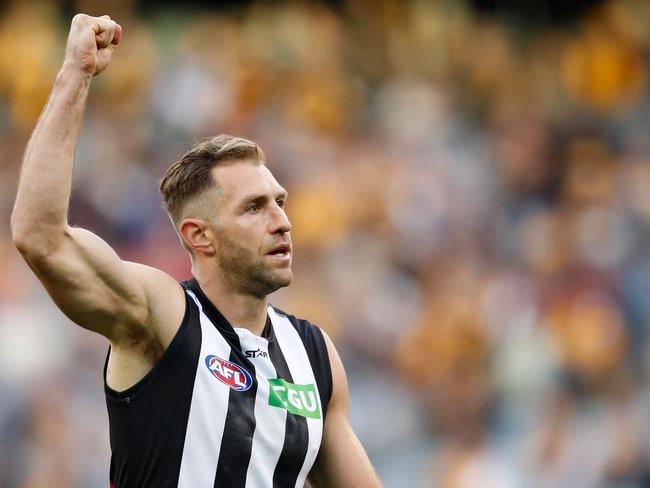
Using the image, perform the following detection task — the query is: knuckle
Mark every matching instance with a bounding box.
[72,13,87,23]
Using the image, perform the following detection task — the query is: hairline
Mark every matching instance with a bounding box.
[170,157,265,230]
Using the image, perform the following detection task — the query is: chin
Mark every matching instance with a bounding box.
[274,271,293,289]
[272,270,293,291]
[254,269,293,297]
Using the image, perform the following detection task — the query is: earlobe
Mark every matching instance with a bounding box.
[179,219,215,256]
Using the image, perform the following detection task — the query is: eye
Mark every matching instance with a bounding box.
[246,203,261,213]
[276,198,286,208]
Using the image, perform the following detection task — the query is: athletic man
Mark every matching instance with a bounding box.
[11,14,382,488]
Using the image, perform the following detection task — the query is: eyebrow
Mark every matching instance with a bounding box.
[239,189,288,206]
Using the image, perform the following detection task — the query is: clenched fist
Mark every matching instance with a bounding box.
[64,14,122,76]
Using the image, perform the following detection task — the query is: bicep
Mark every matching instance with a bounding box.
[23,225,165,339]
[308,332,382,488]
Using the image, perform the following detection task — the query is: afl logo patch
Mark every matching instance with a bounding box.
[205,355,253,391]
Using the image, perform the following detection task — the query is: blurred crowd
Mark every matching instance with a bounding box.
[2,0,650,486]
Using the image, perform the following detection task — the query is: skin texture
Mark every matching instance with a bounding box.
[11,13,382,488]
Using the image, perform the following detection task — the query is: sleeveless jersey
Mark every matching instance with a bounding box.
[104,278,333,488]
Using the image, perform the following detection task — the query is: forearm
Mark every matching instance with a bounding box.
[11,65,93,249]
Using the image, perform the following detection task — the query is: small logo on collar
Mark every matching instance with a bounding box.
[245,348,269,359]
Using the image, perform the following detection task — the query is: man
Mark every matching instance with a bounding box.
[11,13,382,488]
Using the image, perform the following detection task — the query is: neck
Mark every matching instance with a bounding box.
[193,265,268,336]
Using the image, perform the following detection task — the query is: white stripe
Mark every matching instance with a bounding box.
[268,307,323,488]
[177,291,232,488]
[234,328,288,488]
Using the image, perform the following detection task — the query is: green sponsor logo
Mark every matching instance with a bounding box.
[268,378,321,419]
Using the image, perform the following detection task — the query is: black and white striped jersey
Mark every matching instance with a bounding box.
[104,278,333,488]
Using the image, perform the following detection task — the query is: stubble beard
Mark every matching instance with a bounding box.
[215,232,293,299]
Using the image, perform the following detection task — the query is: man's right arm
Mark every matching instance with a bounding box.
[10,14,182,344]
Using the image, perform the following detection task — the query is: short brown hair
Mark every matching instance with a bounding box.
[160,135,265,224]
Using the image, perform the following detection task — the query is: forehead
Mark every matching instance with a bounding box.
[211,161,284,202]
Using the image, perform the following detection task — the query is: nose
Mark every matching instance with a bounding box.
[269,203,292,235]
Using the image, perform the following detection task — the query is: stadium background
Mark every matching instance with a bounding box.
[2,0,650,486]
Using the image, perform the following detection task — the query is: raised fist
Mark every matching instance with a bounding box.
[64,14,122,76]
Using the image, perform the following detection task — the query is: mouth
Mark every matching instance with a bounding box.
[266,243,292,262]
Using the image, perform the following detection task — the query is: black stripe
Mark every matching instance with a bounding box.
[267,337,309,488]
[295,322,332,420]
[213,340,259,488]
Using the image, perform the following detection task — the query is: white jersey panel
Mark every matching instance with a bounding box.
[177,291,233,488]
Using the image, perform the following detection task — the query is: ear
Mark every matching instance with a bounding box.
[179,218,216,256]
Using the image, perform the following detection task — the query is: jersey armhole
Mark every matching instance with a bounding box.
[104,289,193,402]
